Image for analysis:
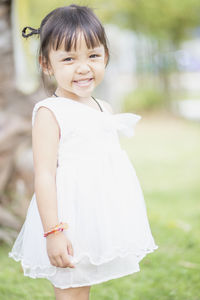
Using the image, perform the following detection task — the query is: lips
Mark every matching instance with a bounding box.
[73,78,94,87]
[73,78,93,83]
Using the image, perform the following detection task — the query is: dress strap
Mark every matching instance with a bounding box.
[91,96,104,112]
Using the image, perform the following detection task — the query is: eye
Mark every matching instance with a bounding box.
[63,57,73,62]
[90,54,100,58]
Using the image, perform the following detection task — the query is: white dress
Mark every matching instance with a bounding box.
[8,96,158,289]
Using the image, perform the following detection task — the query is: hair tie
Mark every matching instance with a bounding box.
[22,26,40,38]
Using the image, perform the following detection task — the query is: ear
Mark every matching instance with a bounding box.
[39,55,53,76]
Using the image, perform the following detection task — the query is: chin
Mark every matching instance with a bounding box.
[74,90,94,98]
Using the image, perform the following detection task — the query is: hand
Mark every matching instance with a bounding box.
[46,231,75,268]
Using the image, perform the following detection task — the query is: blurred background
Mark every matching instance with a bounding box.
[0,0,200,299]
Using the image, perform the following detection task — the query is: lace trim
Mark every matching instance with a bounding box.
[50,268,141,289]
[9,244,158,274]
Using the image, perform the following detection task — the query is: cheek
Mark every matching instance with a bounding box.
[96,65,106,80]
[94,69,105,85]
[55,66,72,80]
[94,62,106,74]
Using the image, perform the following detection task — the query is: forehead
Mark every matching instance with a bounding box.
[49,31,104,56]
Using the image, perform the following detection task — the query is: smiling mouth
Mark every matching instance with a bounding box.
[73,78,94,87]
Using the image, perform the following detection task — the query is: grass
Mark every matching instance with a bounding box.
[1,109,200,300]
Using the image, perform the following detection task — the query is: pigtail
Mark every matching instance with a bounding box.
[22,26,40,38]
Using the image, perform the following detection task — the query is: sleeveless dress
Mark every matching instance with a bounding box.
[8,96,158,289]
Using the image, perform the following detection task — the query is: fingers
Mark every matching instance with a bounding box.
[50,257,57,267]
[49,253,75,268]
[56,256,63,268]
[47,235,75,268]
[67,242,74,256]
[49,255,62,268]
[61,251,75,268]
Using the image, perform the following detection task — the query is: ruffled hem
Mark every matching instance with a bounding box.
[8,244,158,288]
[52,268,142,289]
[9,248,141,289]
[67,245,158,265]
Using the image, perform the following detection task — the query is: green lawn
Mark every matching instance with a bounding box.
[1,109,200,300]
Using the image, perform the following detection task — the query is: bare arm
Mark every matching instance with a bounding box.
[32,106,60,232]
[32,106,75,268]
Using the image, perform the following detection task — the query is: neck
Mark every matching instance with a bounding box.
[53,91,94,103]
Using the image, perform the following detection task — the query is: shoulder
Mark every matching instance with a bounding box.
[32,98,57,122]
[32,97,56,109]
[97,99,114,114]
[32,98,61,137]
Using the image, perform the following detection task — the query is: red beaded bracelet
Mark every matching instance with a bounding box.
[43,222,68,237]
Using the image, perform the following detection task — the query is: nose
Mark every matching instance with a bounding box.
[76,61,91,74]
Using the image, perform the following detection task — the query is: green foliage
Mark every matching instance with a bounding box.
[100,0,200,45]
[122,87,165,113]
[25,0,200,46]
[27,0,101,28]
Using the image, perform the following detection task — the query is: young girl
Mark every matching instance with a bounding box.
[9,4,158,300]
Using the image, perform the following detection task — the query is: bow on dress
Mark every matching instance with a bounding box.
[110,113,142,137]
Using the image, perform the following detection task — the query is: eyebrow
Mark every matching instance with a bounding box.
[59,47,103,55]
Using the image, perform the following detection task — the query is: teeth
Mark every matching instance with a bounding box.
[74,78,93,86]
[77,79,90,83]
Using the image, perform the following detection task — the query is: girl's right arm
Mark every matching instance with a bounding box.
[32,106,75,268]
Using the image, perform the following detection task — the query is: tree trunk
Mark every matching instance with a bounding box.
[0,0,43,245]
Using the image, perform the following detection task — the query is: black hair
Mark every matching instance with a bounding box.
[22,4,110,93]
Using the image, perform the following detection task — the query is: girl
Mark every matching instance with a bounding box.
[9,4,158,300]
